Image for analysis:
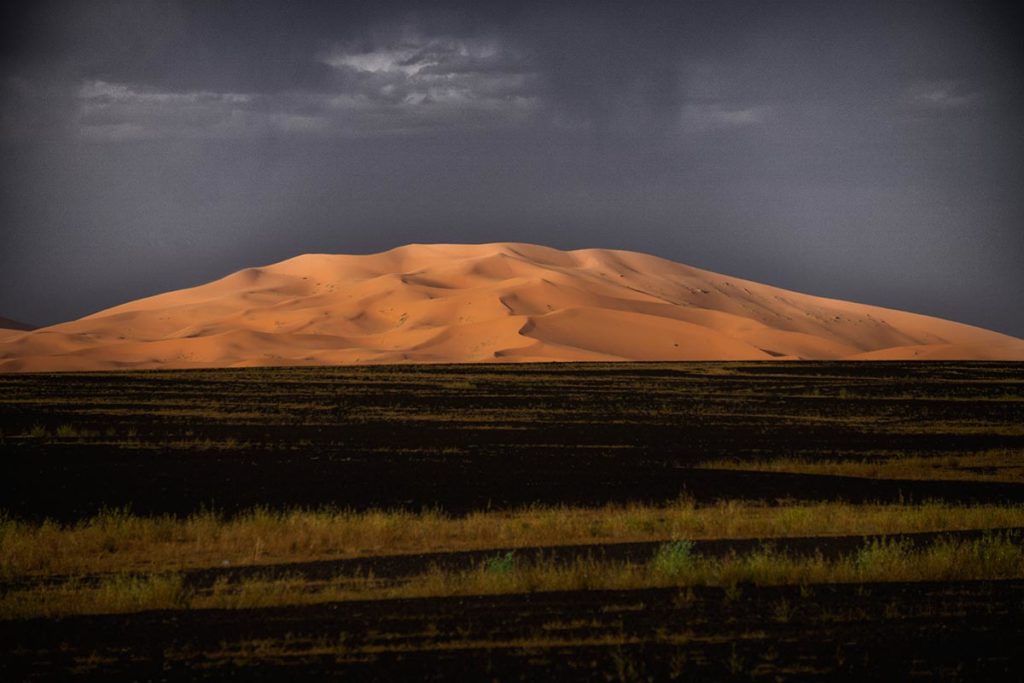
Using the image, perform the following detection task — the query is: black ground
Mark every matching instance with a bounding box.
[2,362,1023,520]
[2,362,1023,680]
[4,580,1023,681]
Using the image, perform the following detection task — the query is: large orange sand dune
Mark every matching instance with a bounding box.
[2,243,1022,371]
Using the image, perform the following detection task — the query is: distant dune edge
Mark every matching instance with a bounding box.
[0,316,37,332]
[2,243,1022,371]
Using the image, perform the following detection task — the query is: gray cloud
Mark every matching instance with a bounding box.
[63,27,543,140]
[904,80,983,111]
[677,103,771,133]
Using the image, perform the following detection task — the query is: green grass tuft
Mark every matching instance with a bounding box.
[651,540,696,577]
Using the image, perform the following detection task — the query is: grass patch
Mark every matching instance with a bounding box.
[484,550,516,574]
[0,573,191,620]
[2,533,1021,620]
[5,500,1024,579]
[699,449,1024,483]
[651,540,696,577]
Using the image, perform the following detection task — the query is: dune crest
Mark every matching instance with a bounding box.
[2,243,1022,371]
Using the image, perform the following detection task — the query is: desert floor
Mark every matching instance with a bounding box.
[2,361,1023,680]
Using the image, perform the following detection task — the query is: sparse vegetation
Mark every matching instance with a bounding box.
[55,423,78,438]
[700,449,1024,483]
[2,533,1020,620]
[1,362,1021,678]
[484,550,516,574]
[0,573,191,620]
[651,540,696,577]
[4,500,1024,579]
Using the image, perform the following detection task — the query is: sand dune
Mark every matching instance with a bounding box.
[0,317,38,343]
[2,243,1022,371]
[0,316,35,333]
[0,316,36,331]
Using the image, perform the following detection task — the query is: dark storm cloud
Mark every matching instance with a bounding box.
[2,3,543,140]
[1,0,1022,336]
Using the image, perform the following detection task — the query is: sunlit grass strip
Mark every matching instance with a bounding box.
[2,534,1021,620]
[4,500,1024,579]
[0,573,191,621]
[699,449,1024,483]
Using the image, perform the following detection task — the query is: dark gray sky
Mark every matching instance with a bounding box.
[2,0,1022,335]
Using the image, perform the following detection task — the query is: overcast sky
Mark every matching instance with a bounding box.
[1,0,1022,336]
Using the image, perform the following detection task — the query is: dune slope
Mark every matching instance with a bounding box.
[2,243,1022,371]
[0,317,38,343]
[0,316,36,331]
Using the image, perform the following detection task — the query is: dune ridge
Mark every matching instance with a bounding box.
[2,242,1022,371]
[0,316,36,331]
